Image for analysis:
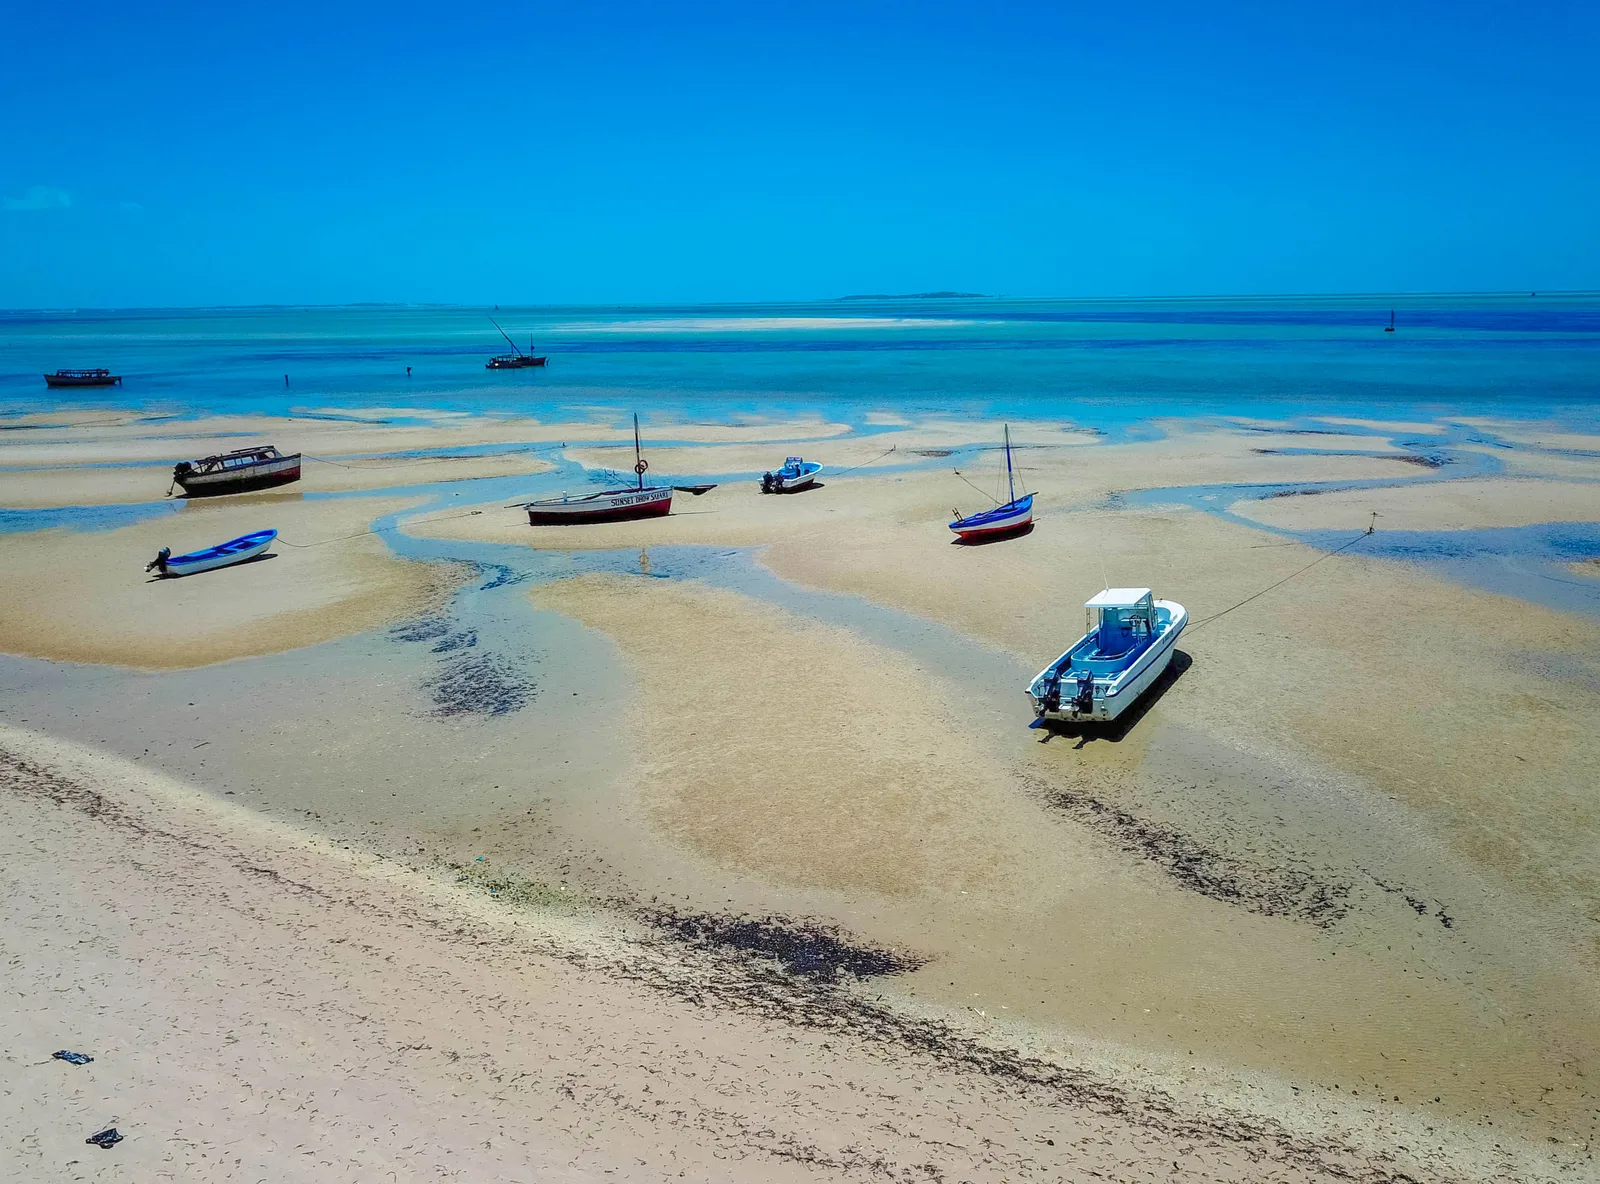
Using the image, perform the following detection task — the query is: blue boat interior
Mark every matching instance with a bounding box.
[1065,607,1160,675]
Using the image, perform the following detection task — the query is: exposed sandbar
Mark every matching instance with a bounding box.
[0,494,459,668]
[1229,477,1600,531]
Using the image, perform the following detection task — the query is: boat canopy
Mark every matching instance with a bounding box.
[1084,587,1154,610]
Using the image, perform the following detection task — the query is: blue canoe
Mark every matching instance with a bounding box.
[150,529,277,577]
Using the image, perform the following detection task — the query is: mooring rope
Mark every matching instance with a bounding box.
[950,467,1000,506]
[273,506,489,549]
[1185,530,1372,636]
[824,445,897,478]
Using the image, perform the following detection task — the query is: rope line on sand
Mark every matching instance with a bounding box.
[824,445,897,477]
[1185,530,1371,636]
[951,467,1000,506]
[273,507,489,549]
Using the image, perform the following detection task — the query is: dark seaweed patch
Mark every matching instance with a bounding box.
[429,628,478,653]
[477,563,529,590]
[1393,452,1450,468]
[389,616,452,643]
[1029,778,1351,926]
[425,653,533,717]
[911,448,955,458]
[1367,875,1459,930]
[644,909,924,981]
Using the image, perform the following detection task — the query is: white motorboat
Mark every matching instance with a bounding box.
[1026,588,1187,723]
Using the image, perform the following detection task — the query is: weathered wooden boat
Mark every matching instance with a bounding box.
[949,425,1033,540]
[147,529,277,577]
[486,316,547,368]
[1026,588,1187,723]
[44,368,122,388]
[760,456,822,493]
[518,414,674,524]
[172,446,302,496]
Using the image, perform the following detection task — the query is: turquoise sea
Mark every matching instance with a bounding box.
[3,295,1598,432]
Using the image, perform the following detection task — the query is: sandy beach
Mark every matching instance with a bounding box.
[3,405,1598,1181]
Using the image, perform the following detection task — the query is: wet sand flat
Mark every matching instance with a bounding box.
[1230,477,1600,531]
[4,406,1599,1180]
[0,493,461,667]
[3,723,1453,1184]
[525,573,1598,1157]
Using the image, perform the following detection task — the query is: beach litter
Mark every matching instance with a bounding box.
[85,1128,123,1149]
[52,1050,93,1065]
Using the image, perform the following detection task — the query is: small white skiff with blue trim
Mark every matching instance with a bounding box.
[761,456,822,493]
[147,529,277,578]
[1027,588,1186,723]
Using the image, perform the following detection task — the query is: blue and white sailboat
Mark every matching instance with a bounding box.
[949,425,1033,540]
[1026,588,1187,723]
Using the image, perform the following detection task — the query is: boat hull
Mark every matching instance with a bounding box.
[486,356,547,369]
[1028,600,1187,722]
[44,373,122,387]
[773,463,822,491]
[525,485,673,524]
[160,530,277,577]
[950,495,1033,539]
[176,456,302,496]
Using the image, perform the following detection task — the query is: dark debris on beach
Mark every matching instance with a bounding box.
[424,653,533,717]
[1026,776,1352,927]
[640,908,924,981]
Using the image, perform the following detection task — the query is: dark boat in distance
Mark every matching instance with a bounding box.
[45,368,122,388]
[172,446,302,497]
[486,316,547,369]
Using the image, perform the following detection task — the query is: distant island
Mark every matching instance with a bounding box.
[833,291,989,301]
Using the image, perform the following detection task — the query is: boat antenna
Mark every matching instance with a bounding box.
[633,412,647,489]
[489,315,525,355]
[1004,424,1016,504]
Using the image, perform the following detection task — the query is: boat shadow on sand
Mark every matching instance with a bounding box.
[1033,649,1192,747]
[146,552,279,582]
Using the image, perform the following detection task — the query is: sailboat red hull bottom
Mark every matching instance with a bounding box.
[525,486,674,524]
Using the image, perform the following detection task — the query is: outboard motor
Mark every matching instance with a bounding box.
[1073,672,1095,715]
[146,546,171,575]
[760,471,774,494]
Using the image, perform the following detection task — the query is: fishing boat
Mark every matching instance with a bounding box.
[485,316,547,368]
[760,456,822,493]
[1026,588,1187,723]
[949,425,1033,540]
[518,414,674,524]
[146,529,277,578]
[171,446,302,496]
[44,368,121,388]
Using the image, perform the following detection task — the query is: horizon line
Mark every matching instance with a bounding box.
[3,288,1598,316]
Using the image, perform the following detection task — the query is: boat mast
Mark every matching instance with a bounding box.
[634,413,645,489]
[1004,424,1016,504]
[490,315,525,356]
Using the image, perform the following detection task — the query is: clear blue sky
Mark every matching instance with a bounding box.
[2,1,1596,307]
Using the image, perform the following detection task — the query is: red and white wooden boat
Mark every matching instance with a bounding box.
[520,414,675,525]
[172,446,302,496]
